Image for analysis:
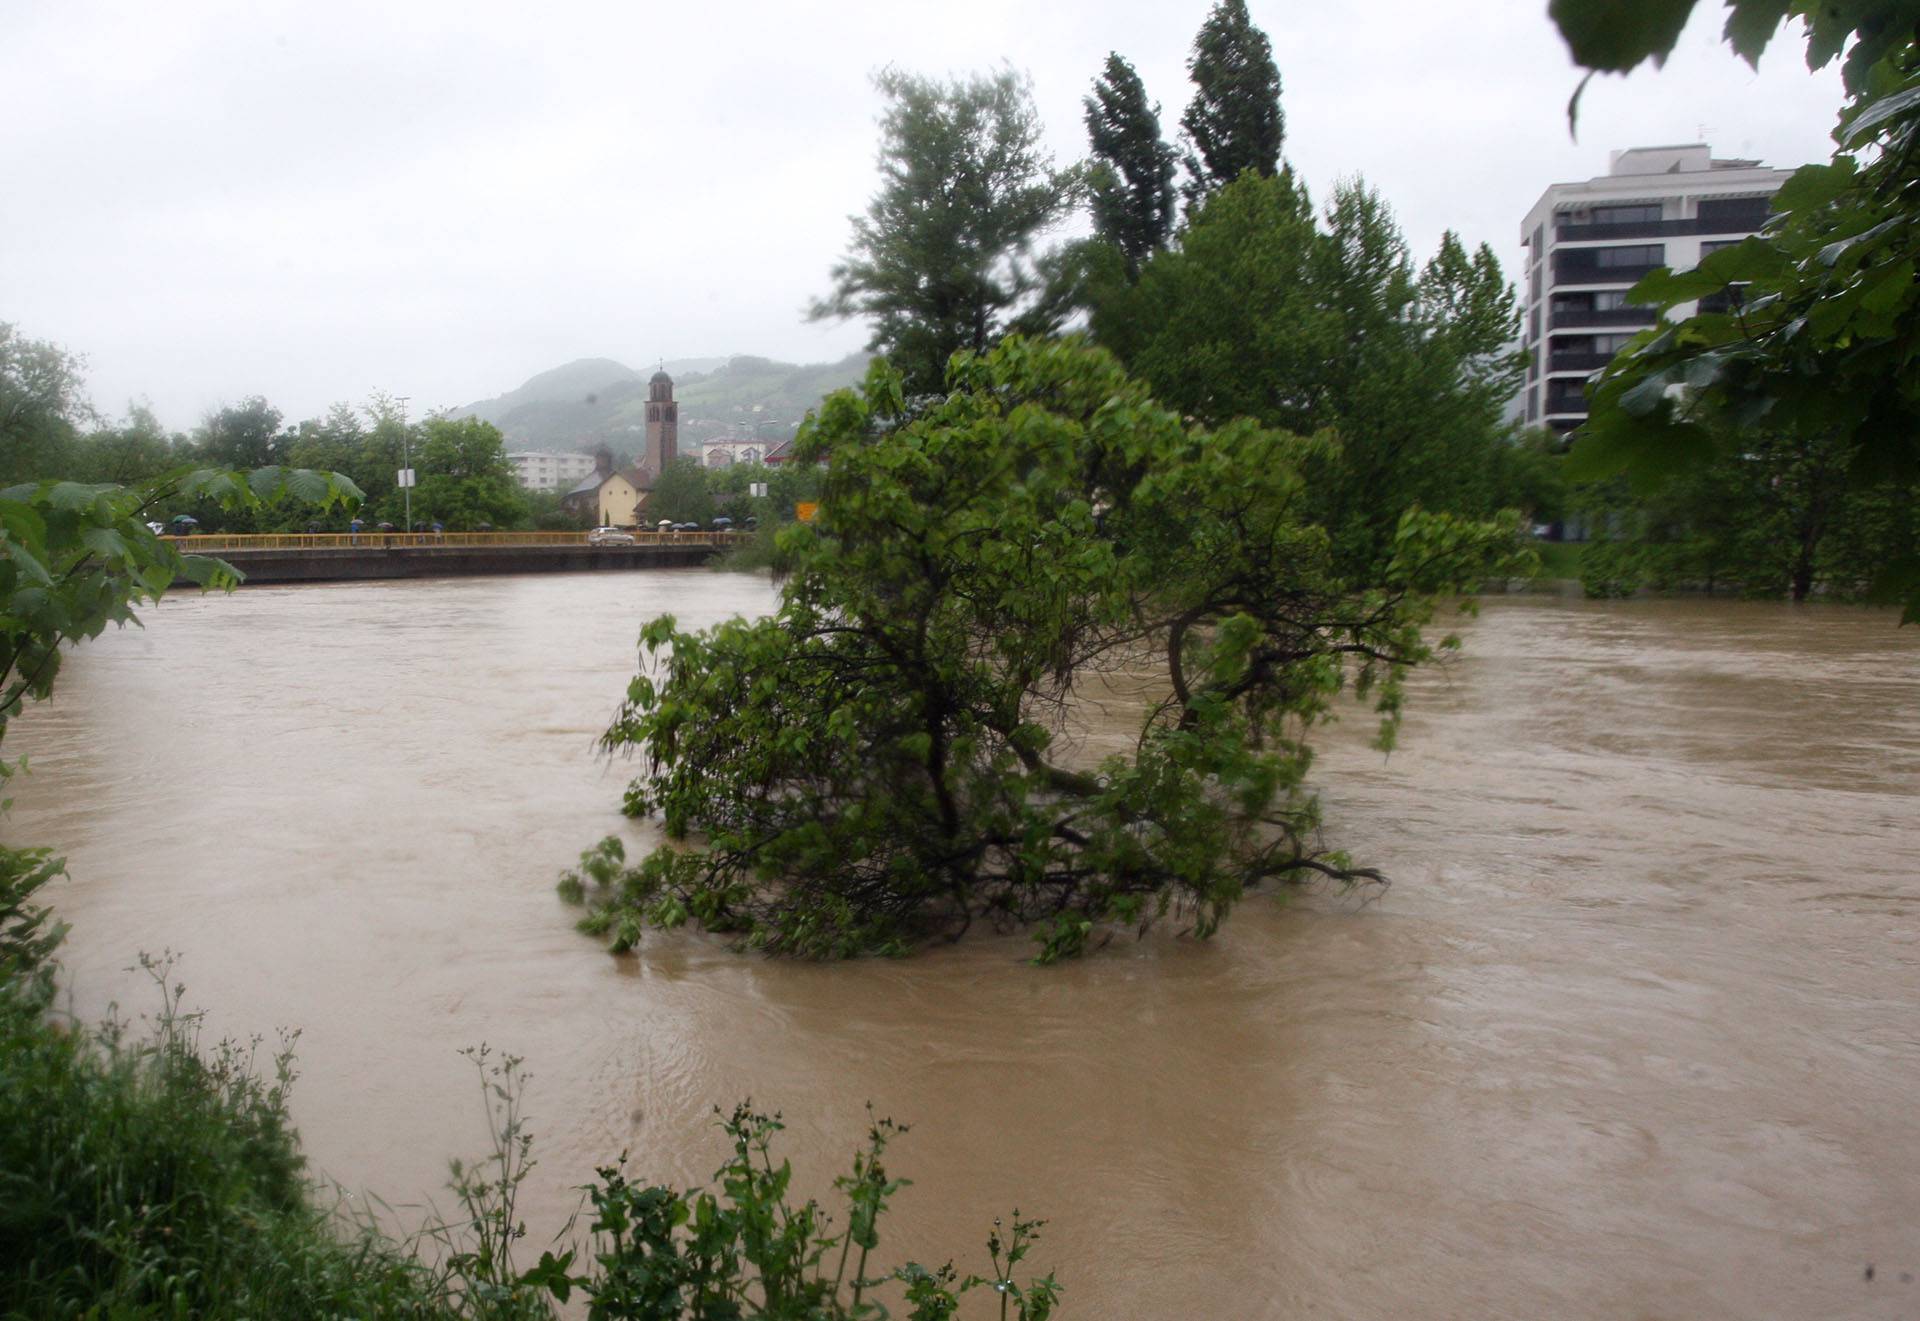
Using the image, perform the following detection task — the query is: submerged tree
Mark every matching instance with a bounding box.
[810,68,1080,396]
[562,338,1521,962]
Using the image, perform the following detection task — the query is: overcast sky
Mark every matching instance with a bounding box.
[2,0,1843,430]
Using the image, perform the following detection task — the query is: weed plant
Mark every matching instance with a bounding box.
[1,846,1057,1319]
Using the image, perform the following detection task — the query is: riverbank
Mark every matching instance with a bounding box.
[200,540,728,585]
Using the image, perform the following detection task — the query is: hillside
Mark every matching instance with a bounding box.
[451,353,866,454]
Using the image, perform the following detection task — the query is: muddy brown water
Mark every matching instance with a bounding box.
[7,572,1919,1319]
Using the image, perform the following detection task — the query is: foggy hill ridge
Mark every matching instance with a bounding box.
[452,353,868,452]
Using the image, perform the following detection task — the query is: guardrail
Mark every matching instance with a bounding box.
[162,530,751,552]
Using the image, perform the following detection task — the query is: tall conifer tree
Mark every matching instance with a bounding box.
[1181,0,1284,197]
[1083,53,1178,275]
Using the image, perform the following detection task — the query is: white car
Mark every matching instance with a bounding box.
[588,526,636,547]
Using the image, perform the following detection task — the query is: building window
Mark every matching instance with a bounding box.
[1529,307,1541,341]
[1529,265,1541,301]
[1594,244,1663,268]
[1591,203,1663,225]
[1592,333,1637,354]
[1593,290,1636,310]
[1699,239,1742,257]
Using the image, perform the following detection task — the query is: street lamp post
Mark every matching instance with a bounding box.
[397,395,412,532]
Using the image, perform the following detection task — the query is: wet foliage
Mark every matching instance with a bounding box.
[566,338,1524,961]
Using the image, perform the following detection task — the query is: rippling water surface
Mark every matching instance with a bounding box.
[8,573,1919,1318]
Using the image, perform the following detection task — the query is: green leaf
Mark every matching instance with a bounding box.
[1549,0,1697,72]
[1723,0,1792,64]
[1839,80,1920,145]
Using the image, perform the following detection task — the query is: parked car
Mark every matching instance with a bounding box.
[588,526,636,547]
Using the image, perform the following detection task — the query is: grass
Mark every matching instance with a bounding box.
[1,848,1059,1319]
[0,950,468,1320]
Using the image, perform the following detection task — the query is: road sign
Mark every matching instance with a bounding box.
[794,501,818,523]
[397,468,416,488]
[750,482,768,498]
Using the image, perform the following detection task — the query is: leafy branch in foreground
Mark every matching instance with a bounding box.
[1550,0,1920,616]
[0,465,363,737]
[563,337,1523,962]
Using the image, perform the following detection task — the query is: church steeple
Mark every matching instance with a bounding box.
[642,367,678,483]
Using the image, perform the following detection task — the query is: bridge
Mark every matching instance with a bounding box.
[166,529,752,586]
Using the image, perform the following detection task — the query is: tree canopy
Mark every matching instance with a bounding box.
[0,324,91,487]
[409,416,527,529]
[810,68,1081,395]
[1090,172,1524,577]
[562,338,1521,962]
[1084,53,1179,275]
[1181,0,1286,197]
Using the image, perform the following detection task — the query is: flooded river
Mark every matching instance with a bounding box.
[7,573,1919,1318]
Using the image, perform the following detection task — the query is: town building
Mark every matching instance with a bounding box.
[700,437,771,468]
[507,450,598,492]
[561,448,650,526]
[1518,144,1797,435]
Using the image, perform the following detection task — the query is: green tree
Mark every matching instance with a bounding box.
[410,416,527,529]
[1181,0,1285,198]
[1091,173,1524,577]
[562,338,1521,962]
[0,323,88,485]
[810,68,1081,395]
[1571,425,1918,600]
[1084,53,1179,275]
[195,397,285,470]
[645,456,715,526]
[1550,0,1920,615]
[70,406,180,486]
[283,403,368,480]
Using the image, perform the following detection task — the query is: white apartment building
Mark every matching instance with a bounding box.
[1519,144,1798,434]
[507,450,598,492]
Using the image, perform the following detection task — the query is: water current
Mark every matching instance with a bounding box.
[7,571,1918,1318]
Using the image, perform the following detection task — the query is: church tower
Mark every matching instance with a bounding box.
[643,369,678,483]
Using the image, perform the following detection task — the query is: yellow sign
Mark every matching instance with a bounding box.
[794,502,819,523]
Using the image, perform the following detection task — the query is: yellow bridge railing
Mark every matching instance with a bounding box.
[164,530,751,552]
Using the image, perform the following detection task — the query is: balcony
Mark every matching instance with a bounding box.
[1554,211,1770,243]
[1548,351,1616,374]
[1556,218,1696,242]
[1544,388,1590,416]
[1552,261,1663,287]
[1549,306,1658,330]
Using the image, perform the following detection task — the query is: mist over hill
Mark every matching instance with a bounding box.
[451,353,867,453]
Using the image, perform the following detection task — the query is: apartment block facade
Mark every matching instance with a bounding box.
[507,450,598,492]
[1518,145,1797,435]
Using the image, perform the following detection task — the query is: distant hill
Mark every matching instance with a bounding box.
[450,353,867,454]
